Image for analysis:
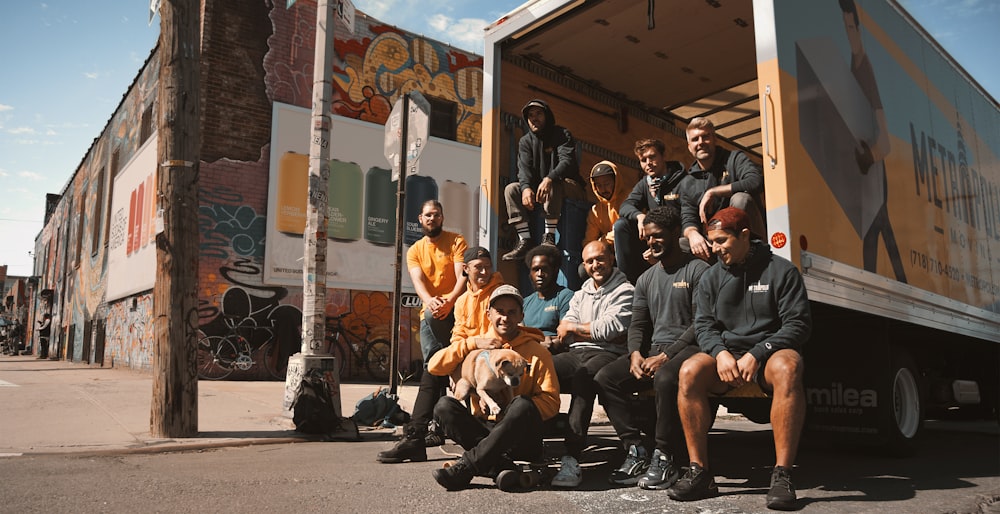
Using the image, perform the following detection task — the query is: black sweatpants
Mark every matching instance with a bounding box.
[552,348,619,457]
[433,395,544,474]
[593,345,699,454]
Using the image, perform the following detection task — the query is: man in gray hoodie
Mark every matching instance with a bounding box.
[549,240,635,487]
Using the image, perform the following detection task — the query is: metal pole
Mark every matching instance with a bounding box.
[388,94,409,396]
[283,0,341,420]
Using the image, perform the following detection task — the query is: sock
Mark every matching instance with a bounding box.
[514,222,531,241]
[545,219,558,235]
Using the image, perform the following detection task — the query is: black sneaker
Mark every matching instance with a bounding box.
[766,466,798,510]
[501,238,532,261]
[667,463,718,501]
[541,233,557,246]
[638,449,680,490]
[432,457,475,490]
[424,420,445,447]
[608,444,649,485]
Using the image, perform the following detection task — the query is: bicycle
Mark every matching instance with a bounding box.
[197,316,286,380]
[324,313,391,382]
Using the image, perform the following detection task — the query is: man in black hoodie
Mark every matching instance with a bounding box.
[668,207,811,511]
[501,99,584,262]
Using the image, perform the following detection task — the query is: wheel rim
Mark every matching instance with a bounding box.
[892,367,920,438]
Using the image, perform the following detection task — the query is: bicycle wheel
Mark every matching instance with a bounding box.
[197,336,237,380]
[364,338,391,383]
[327,336,347,380]
[260,342,288,381]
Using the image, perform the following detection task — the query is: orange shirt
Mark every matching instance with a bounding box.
[406,230,467,313]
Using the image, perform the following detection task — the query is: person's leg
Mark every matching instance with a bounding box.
[420,309,453,363]
[729,192,766,241]
[431,396,492,489]
[653,345,700,456]
[762,349,805,468]
[675,353,726,469]
[566,349,617,454]
[762,349,805,510]
[667,353,726,500]
[639,345,700,490]
[377,364,448,463]
[595,353,653,485]
[540,179,566,245]
[503,182,533,260]
[465,396,544,472]
[612,218,645,284]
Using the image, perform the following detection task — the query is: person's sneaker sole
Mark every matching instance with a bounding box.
[667,480,718,501]
[638,473,679,490]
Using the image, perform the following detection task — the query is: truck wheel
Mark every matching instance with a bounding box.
[883,350,923,456]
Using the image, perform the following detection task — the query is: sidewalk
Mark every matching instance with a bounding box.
[0,354,412,455]
[0,354,615,456]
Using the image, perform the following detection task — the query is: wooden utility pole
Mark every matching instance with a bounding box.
[151,0,201,438]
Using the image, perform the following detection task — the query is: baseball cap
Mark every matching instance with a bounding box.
[463,246,491,264]
[488,284,523,308]
[590,161,615,178]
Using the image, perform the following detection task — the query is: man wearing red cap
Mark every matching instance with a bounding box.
[669,207,811,511]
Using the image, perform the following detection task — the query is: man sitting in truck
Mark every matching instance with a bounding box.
[501,99,585,262]
[668,207,811,511]
[614,138,687,283]
[677,118,765,262]
[595,205,709,489]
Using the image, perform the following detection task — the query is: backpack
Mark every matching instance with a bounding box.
[292,369,358,439]
[351,387,410,427]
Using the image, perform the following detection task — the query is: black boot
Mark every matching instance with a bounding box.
[432,457,476,490]
[501,238,532,261]
[376,422,428,463]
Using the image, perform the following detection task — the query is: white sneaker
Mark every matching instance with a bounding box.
[551,455,582,488]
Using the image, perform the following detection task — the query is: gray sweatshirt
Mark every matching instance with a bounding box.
[563,268,634,354]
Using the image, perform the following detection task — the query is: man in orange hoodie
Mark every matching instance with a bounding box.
[583,160,630,251]
[429,284,561,491]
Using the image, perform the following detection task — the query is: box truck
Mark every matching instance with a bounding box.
[479,0,999,453]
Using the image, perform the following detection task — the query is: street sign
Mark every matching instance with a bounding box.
[384,91,430,181]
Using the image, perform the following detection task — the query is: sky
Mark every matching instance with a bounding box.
[0,0,997,279]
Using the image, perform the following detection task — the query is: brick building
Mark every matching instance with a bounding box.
[31,1,484,380]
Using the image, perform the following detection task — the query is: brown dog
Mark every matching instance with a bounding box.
[451,348,529,417]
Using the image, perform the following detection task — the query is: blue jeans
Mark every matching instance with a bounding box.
[420,309,454,364]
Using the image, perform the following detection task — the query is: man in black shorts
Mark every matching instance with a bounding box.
[668,207,811,511]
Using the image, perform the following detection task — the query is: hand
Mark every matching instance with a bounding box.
[521,188,536,210]
[636,214,647,240]
[628,352,646,380]
[432,297,455,319]
[641,353,668,376]
[642,247,658,265]
[537,177,554,204]
[556,320,574,340]
[698,189,716,224]
[736,352,759,385]
[688,231,711,261]
[540,335,562,352]
[716,351,742,386]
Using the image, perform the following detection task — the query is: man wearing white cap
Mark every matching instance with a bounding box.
[428,284,561,491]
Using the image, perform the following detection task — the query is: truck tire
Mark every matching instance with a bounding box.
[882,349,923,456]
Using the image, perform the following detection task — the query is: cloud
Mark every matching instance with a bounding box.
[84,72,100,80]
[424,13,489,53]
[8,127,35,135]
[18,171,45,180]
[0,169,8,177]
[0,104,12,112]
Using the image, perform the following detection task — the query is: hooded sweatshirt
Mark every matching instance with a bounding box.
[584,160,632,247]
[563,267,634,354]
[618,160,687,222]
[427,324,561,421]
[694,241,811,362]
[450,271,506,345]
[517,99,581,190]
